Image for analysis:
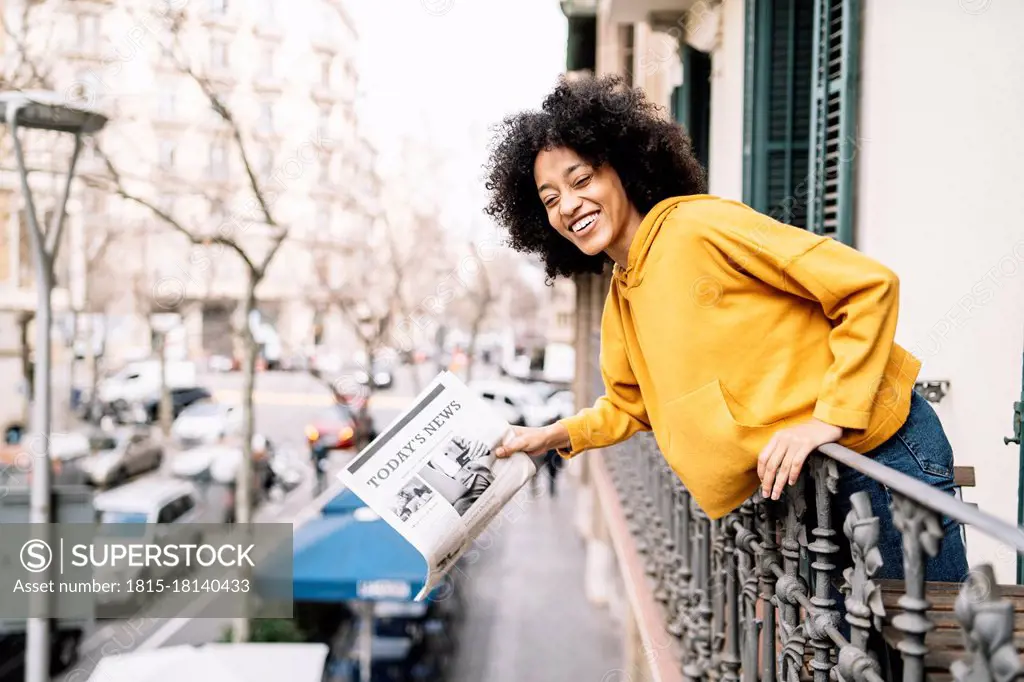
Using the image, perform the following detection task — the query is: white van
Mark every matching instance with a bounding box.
[97,360,198,406]
[468,380,562,428]
[92,479,204,607]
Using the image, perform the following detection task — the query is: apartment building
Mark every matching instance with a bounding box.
[0,0,375,385]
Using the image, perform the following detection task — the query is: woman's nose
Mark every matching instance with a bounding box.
[559,194,582,219]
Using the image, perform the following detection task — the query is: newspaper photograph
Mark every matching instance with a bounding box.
[337,371,538,600]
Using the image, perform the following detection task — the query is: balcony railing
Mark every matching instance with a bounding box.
[601,435,1024,681]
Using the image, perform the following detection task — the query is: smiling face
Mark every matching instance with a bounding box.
[534,146,640,260]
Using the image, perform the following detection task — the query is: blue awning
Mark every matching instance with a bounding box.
[285,513,427,603]
[321,489,367,516]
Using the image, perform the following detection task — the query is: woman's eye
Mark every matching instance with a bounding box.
[543,196,558,207]
[573,175,592,188]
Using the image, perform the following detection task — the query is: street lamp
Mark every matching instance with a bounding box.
[0,90,107,682]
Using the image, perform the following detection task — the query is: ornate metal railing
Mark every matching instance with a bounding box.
[603,435,1024,681]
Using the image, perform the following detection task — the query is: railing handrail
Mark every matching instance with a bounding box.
[817,441,1024,553]
[599,433,1024,682]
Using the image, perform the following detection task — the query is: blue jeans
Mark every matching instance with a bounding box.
[832,391,969,582]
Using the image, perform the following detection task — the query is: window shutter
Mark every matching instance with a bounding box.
[742,0,814,228]
[807,0,861,244]
[673,44,712,173]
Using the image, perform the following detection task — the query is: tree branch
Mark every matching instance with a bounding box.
[86,139,257,273]
[160,18,287,275]
[0,6,53,90]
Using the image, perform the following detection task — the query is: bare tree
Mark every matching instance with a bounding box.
[447,242,495,383]
[75,214,119,423]
[309,216,407,447]
[1,2,307,643]
[93,12,292,642]
[0,0,389,647]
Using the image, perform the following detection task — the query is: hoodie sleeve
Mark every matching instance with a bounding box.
[689,199,901,431]
[556,289,652,458]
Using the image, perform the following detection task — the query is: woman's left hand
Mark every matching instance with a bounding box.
[758,419,844,500]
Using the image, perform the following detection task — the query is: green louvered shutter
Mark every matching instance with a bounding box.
[672,44,712,173]
[806,0,860,245]
[742,0,814,228]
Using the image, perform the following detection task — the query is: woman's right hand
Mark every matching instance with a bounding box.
[494,423,571,458]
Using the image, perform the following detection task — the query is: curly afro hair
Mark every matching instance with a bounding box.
[484,74,707,280]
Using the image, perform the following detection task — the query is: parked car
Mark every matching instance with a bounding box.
[311,352,344,374]
[304,402,375,454]
[78,428,164,488]
[548,389,576,420]
[93,479,204,615]
[207,354,234,373]
[2,432,94,486]
[0,623,83,681]
[171,401,242,447]
[469,380,562,428]
[527,383,577,421]
[169,435,274,511]
[143,386,213,423]
[353,361,394,390]
[267,446,305,496]
[279,353,311,372]
[209,435,274,488]
[331,604,453,682]
[97,360,198,407]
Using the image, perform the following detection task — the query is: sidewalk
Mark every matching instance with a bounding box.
[448,479,623,682]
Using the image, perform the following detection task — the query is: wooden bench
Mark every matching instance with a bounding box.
[870,463,1007,680]
[878,579,1024,680]
[954,466,975,489]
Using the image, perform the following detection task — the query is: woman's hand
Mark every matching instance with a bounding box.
[758,418,844,500]
[494,423,571,458]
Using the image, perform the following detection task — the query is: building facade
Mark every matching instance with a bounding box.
[0,0,375,395]
[559,0,1024,677]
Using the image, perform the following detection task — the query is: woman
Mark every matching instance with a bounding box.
[487,75,967,581]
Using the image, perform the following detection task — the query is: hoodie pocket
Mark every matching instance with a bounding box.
[662,380,779,491]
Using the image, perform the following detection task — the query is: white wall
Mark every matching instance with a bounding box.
[857,1,1024,581]
[705,0,746,200]
[704,0,1024,580]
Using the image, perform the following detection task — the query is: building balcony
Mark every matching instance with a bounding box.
[570,0,700,23]
[252,74,284,96]
[198,10,236,31]
[0,284,71,313]
[586,408,1022,681]
[311,86,340,104]
[253,21,284,42]
[152,113,188,132]
[62,48,106,66]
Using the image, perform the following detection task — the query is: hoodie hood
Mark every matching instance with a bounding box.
[613,195,713,288]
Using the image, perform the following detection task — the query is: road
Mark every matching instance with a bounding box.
[50,365,436,682]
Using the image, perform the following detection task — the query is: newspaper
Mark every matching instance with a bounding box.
[337,371,537,601]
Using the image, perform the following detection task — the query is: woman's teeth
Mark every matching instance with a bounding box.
[571,213,598,233]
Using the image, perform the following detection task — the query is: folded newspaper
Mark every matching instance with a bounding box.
[337,371,538,600]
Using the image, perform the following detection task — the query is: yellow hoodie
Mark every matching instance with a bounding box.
[557,195,922,519]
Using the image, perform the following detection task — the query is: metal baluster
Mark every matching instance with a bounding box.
[736,500,760,682]
[777,479,808,682]
[950,564,1024,681]
[684,503,713,681]
[667,479,687,638]
[672,483,694,647]
[890,493,942,682]
[632,451,646,543]
[711,518,727,678]
[804,460,841,682]
[838,490,885,682]
[759,498,780,682]
[653,461,672,602]
[721,512,742,682]
[682,492,703,679]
